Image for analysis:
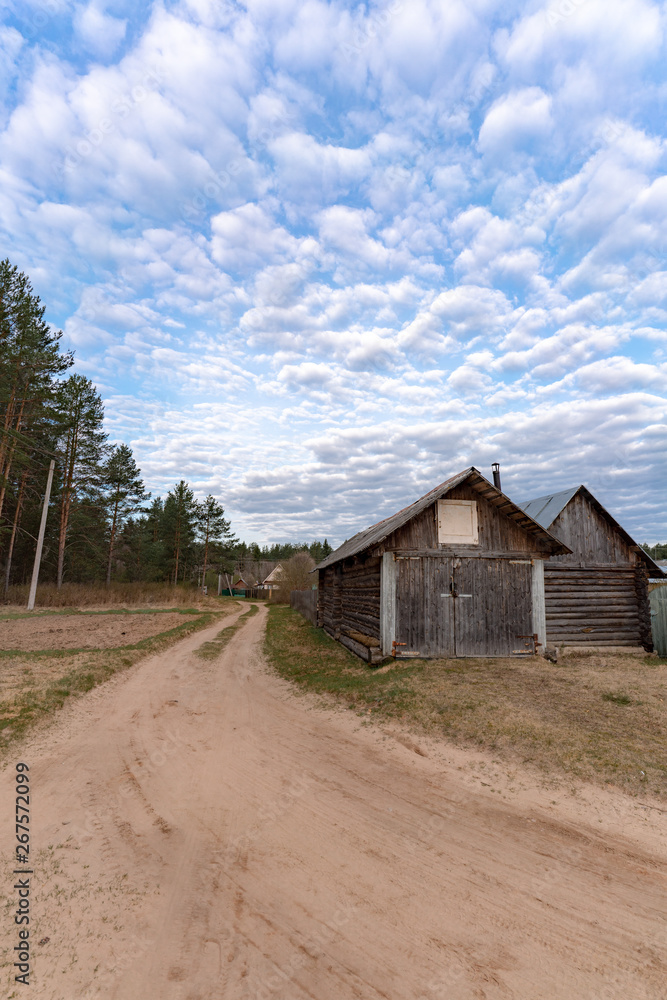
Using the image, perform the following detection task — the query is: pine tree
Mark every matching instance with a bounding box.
[102,444,148,584]
[55,375,106,588]
[196,494,236,588]
[163,481,197,584]
[0,259,72,522]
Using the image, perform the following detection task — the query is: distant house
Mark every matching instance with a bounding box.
[315,467,569,663]
[261,564,284,591]
[520,486,665,651]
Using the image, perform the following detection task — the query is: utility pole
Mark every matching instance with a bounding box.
[27,459,55,611]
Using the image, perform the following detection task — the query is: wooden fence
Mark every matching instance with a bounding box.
[650,587,667,656]
[290,589,318,624]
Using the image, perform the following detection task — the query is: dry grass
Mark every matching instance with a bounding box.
[3,581,227,609]
[266,606,667,799]
[410,651,667,797]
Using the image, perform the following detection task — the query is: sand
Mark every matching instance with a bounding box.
[1,603,665,999]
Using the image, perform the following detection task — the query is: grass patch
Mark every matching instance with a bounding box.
[195,603,259,660]
[264,605,423,716]
[0,608,226,752]
[265,605,667,798]
[602,691,633,705]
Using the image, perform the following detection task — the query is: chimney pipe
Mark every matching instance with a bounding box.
[492,463,501,491]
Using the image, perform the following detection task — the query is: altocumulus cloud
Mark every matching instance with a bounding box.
[1,0,666,543]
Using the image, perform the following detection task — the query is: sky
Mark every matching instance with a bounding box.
[1,0,666,546]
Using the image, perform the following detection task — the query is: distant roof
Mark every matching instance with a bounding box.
[315,467,570,570]
[263,564,284,584]
[519,485,665,577]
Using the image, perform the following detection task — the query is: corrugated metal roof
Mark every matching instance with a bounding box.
[518,486,580,529]
[519,485,666,577]
[315,467,570,570]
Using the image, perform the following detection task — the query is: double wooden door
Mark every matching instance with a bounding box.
[394,556,533,657]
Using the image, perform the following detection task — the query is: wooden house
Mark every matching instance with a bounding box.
[261,564,284,592]
[520,486,665,651]
[315,467,569,663]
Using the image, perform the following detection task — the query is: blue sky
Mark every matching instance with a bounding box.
[1,0,666,545]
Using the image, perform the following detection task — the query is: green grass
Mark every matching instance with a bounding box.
[0,609,227,750]
[264,606,667,798]
[602,691,633,705]
[264,605,423,716]
[195,603,259,660]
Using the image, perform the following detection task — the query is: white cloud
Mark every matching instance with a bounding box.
[210,202,305,272]
[1,0,666,543]
[498,0,663,74]
[73,2,128,59]
[478,87,553,157]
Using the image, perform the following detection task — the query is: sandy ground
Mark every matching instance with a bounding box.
[1,603,666,1000]
[0,611,199,651]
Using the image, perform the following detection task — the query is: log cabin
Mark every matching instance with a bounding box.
[519,486,665,651]
[315,467,570,663]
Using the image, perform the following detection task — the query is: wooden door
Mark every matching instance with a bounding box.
[395,556,455,657]
[394,556,533,657]
[454,558,533,657]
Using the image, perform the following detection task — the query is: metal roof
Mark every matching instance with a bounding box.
[519,486,581,529]
[519,485,665,577]
[315,467,570,570]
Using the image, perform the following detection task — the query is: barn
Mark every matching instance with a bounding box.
[519,486,665,651]
[315,467,570,663]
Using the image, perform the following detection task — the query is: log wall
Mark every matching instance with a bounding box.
[544,564,645,647]
[318,557,382,662]
[541,492,653,650]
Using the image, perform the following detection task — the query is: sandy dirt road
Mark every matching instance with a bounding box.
[2,603,666,1000]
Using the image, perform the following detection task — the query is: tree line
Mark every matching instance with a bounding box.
[642,542,667,562]
[0,259,332,594]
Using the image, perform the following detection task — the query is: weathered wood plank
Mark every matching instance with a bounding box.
[381,552,396,656]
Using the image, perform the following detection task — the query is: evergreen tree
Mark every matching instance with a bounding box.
[196,494,236,588]
[0,258,72,523]
[55,375,106,588]
[102,444,148,584]
[163,481,197,583]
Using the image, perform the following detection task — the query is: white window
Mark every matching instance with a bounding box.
[437,499,478,545]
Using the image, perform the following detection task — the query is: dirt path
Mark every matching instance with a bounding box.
[2,604,666,999]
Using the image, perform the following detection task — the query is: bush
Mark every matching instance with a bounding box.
[273,552,316,603]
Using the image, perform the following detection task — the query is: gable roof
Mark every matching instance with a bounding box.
[519,485,665,576]
[263,564,284,584]
[519,486,580,530]
[316,467,570,570]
